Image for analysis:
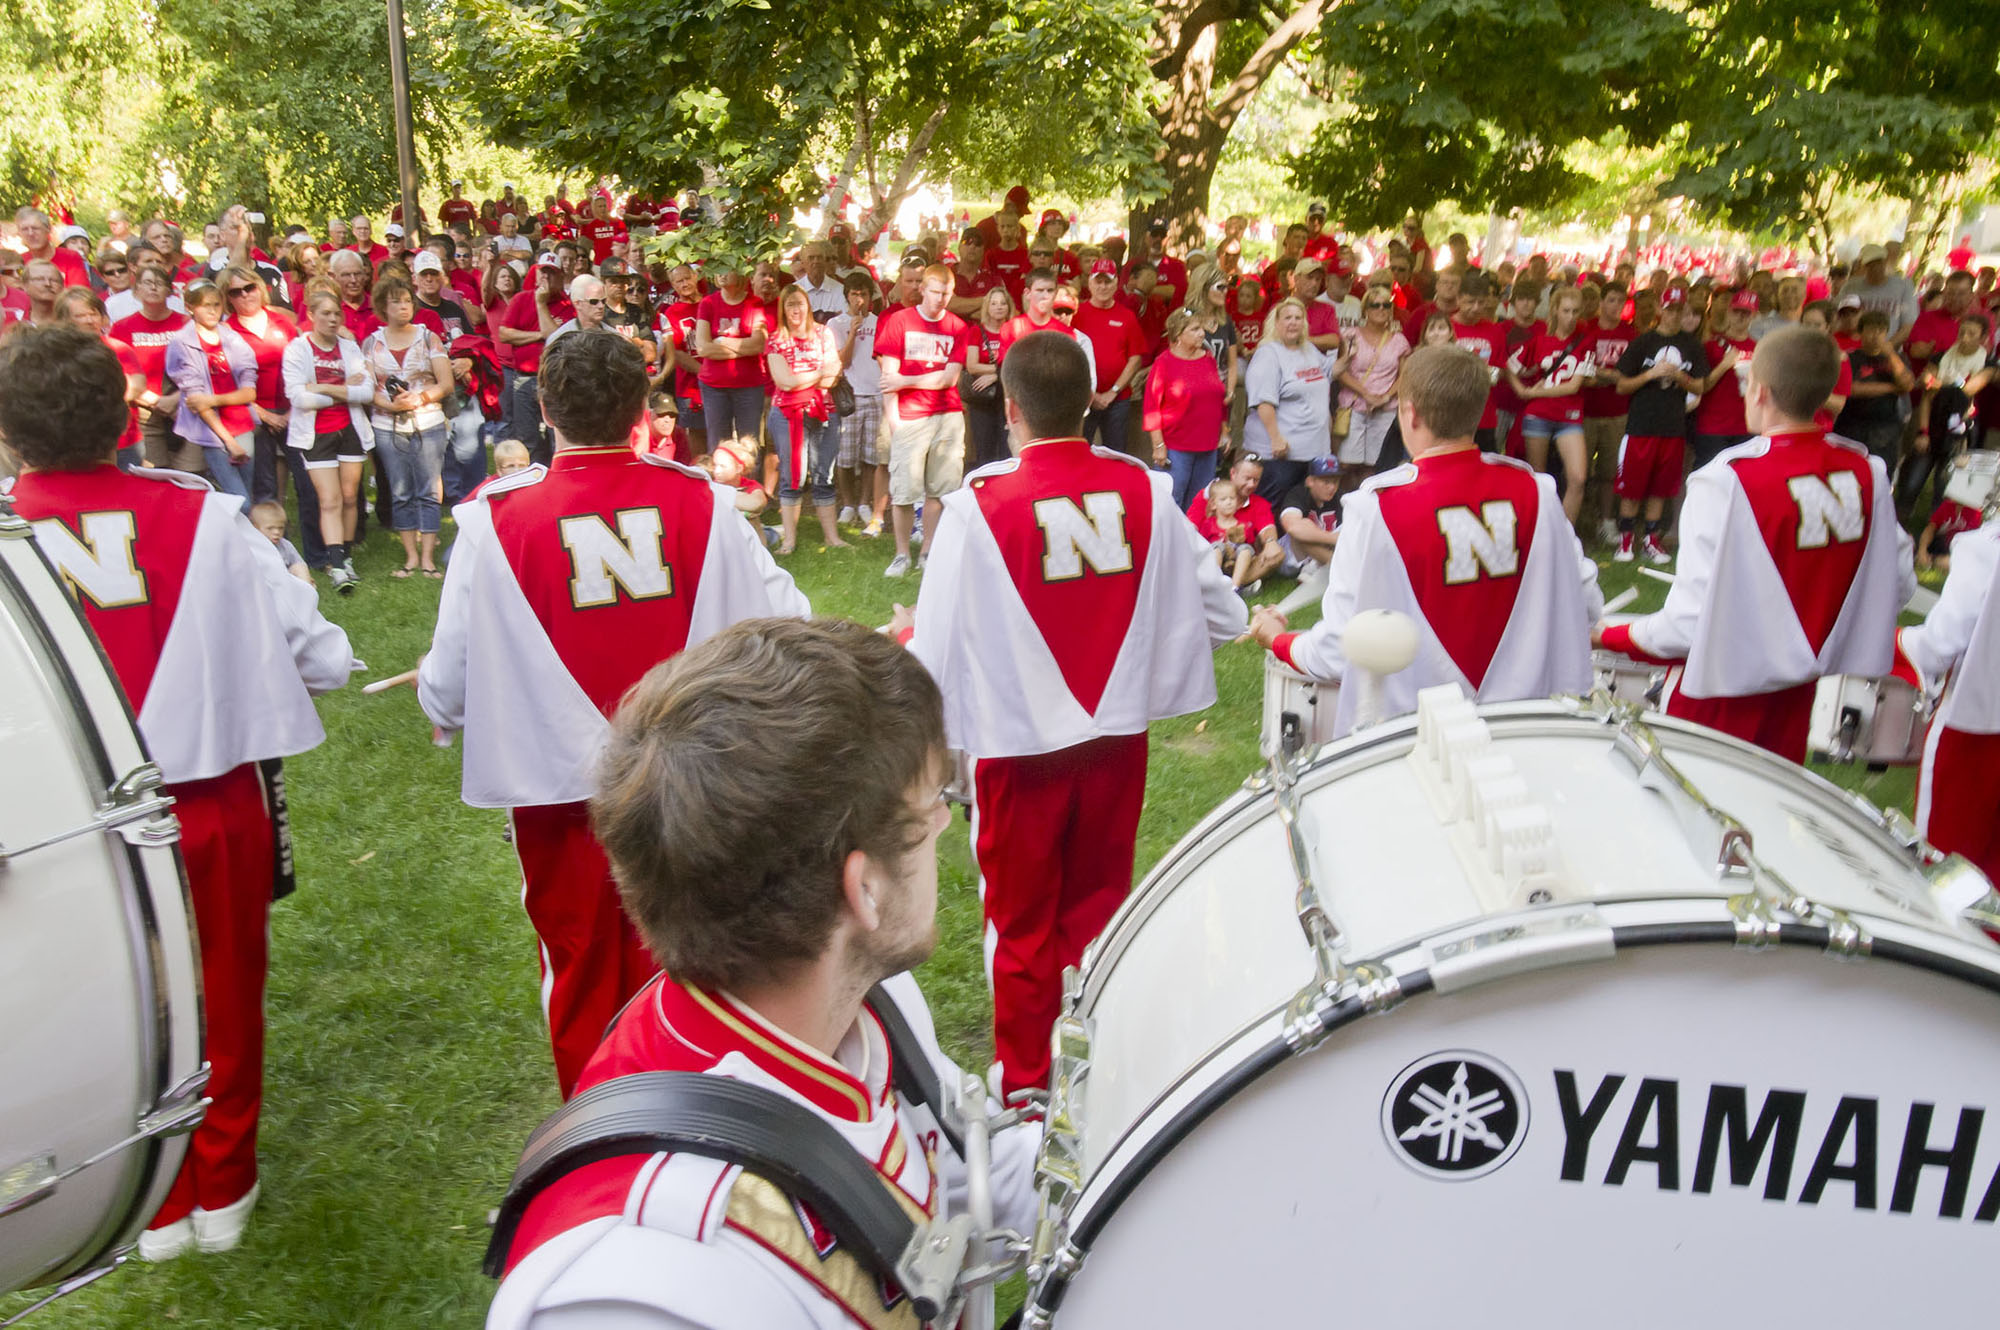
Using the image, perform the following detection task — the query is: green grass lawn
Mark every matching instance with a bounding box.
[8,508,1923,1328]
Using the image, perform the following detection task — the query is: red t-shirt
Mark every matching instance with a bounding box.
[105,335,141,448]
[996,313,1079,364]
[1494,318,1545,416]
[1451,319,1507,429]
[1187,490,1275,545]
[695,291,772,390]
[1692,336,1756,436]
[1069,301,1148,397]
[985,246,1032,304]
[111,309,188,393]
[439,198,478,228]
[501,290,568,375]
[196,328,255,439]
[307,336,352,434]
[1302,233,1338,262]
[875,305,971,417]
[1929,498,1983,546]
[1143,349,1227,452]
[953,263,1000,306]
[1510,330,1590,424]
[578,217,626,264]
[1578,320,1636,419]
[227,308,299,412]
[768,327,833,412]
[657,300,702,398]
[1815,357,1854,432]
[341,300,382,344]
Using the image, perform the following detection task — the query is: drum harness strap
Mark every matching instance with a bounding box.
[482,986,980,1324]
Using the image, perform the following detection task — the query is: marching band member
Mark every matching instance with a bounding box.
[1897,518,2000,882]
[418,330,807,1097]
[488,620,1037,1327]
[895,331,1248,1100]
[0,325,356,1260]
[1250,344,1601,736]
[1597,325,1914,762]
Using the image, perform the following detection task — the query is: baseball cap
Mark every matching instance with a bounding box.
[1307,201,1327,217]
[502,180,515,188]
[384,223,405,238]
[1326,256,1354,279]
[56,224,89,244]
[1857,243,1888,264]
[1088,258,1119,277]
[1661,286,1688,307]
[1040,208,1064,228]
[450,179,464,187]
[1293,256,1325,277]
[599,258,630,277]
[1052,289,1078,313]
[1147,217,1168,236]
[1308,457,1341,478]
[1837,293,1863,312]
[410,251,444,274]
[828,221,850,238]
[534,252,561,270]
[1729,288,1759,312]
[1005,185,1031,211]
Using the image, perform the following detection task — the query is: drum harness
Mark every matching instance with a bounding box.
[1018,691,2000,1326]
[483,984,1036,1326]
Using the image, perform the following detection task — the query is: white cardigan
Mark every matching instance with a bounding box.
[281,333,375,452]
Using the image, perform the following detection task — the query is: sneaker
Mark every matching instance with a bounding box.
[329,565,357,596]
[1597,518,1620,547]
[857,504,874,525]
[915,554,927,573]
[137,1217,196,1263]
[762,526,782,549]
[1643,535,1672,566]
[859,519,883,539]
[884,553,911,579]
[191,1182,259,1254]
[1613,532,1636,563]
[341,557,360,584]
[1238,579,1262,598]
[837,506,857,525]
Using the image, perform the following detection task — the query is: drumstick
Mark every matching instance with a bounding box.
[361,668,420,695]
[1637,566,1676,585]
[1602,587,1640,614]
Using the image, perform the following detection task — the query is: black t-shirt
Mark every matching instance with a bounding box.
[1616,329,1709,437]
[1202,318,1238,376]
[1279,483,1340,536]
[416,294,470,342]
[1835,348,1903,429]
[604,300,652,343]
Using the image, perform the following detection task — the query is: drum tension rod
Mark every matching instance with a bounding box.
[1609,716,1869,958]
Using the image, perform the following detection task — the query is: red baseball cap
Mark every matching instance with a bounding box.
[1729,289,1760,312]
[1005,185,1031,211]
[1088,258,1118,277]
[1040,208,1064,228]
[1661,286,1688,307]
[1052,289,1078,313]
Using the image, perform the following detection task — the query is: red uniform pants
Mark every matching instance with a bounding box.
[155,763,272,1226]
[1666,677,1815,764]
[1919,726,2000,885]
[511,800,660,1098]
[974,733,1149,1100]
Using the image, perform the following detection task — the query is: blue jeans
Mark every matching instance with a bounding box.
[444,408,487,506]
[375,424,448,534]
[202,437,253,511]
[770,407,837,505]
[705,385,767,450]
[251,422,287,505]
[1166,448,1218,513]
[1085,398,1132,454]
[509,371,550,466]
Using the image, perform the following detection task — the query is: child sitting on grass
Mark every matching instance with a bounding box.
[248,501,314,584]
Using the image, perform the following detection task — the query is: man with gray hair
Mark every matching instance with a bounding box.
[544,274,607,349]
[795,241,844,321]
[16,206,89,287]
[349,215,387,266]
[1838,243,1918,341]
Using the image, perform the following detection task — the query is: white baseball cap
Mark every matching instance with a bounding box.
[384,223,406,238]
[411,251,444,274]
[534,252,562,270]
[56,224,89,244]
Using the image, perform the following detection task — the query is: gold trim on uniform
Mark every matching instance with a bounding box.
[724,1173,927,1330]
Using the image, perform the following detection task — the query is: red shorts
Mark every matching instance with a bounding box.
[1615,433,1686,501]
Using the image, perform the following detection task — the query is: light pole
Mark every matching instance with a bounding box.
[384,0,421,237]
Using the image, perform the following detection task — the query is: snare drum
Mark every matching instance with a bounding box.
[1944,450,1999,512]
[0,508,203,1304]
[1023,694,2000,1327]
[1259,655,1340,759]
[1809,673,1929,766]
[1591,650,1663,709]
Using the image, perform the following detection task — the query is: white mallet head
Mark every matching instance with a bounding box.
[1343,609,1420,677]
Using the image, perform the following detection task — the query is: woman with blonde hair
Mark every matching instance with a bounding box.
[222,264,302,509]
[282,288,374,592]
[1181,259,1241,401]
[163,280,259,504]
[1336,281,1410,483]
[764,283,846,553]
[1241,295,1334,499]
[963,283,1015,469]
[52,287,146,464]
[1145,306,1229,508]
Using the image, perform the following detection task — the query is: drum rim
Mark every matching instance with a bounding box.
[1078,698,1950,1010]
[0,530,193,1289]
[1028,898,2000,1321]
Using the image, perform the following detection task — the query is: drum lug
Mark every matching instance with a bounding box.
[1927,853,2000,929]
[1727,893,1782,950]
[1819,909,1872,960]
[0,499,30,539]
[0,765,178,866]
[141,1063,212,1139]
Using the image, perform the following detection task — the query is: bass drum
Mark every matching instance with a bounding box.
[1023,695,2000,1328]
[0,506,203,1306]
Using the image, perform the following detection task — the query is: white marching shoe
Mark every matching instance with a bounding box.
[192,1181,260,1253]
[137,1216,196,1262]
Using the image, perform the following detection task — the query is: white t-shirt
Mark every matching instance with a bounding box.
[825,311,880,396]
[105,289,186,323]
[1242,339,1334,461]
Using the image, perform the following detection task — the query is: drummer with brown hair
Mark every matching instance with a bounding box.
[0,325,355,1261]
[487,618,1037,1328]
[1250,344,1600,736]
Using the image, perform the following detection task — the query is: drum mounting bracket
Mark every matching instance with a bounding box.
[0,764,178,868]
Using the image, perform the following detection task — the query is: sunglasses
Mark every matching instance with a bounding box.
[228,285,258,297]
[577,297,606,306]
[1365,301,1393,309]
[101,265,129,276]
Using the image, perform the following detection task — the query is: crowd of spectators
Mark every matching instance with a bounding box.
[4,183,1995,597]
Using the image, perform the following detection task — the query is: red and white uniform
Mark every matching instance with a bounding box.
[7,464,354,1227]
[418,448,808,1095]
[1599,429,1915,762]
[910,440,1247,1096]
[1897,522,2000,882]
[1270,449,1599,735]
[488,973,1037,1329]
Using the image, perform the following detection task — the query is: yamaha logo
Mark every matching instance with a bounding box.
[1382,1051,1528,1180]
